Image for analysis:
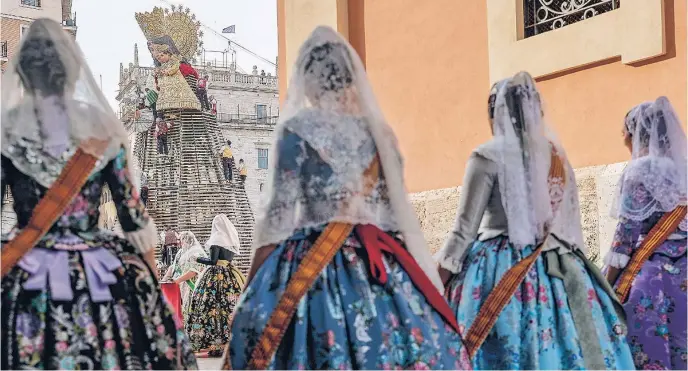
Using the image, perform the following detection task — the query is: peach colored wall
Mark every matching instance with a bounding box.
[363,0,491,193]
[361,0,685,193]
[538,0,686,172]
[276,0,686,193]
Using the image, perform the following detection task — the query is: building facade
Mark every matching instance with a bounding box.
[1,0,77,71]
[276,0,687,264]
[116,45,279,212]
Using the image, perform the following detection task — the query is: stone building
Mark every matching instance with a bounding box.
[116,45,278,213]
[277,0,686,265]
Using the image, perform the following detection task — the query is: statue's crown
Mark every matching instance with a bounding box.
[135,5,203,60]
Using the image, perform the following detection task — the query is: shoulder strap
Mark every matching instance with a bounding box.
[462,146,566,358]
[247,222,353,369]
[614,205,687,303]
[223,156,380,370]
[1,148,101,277]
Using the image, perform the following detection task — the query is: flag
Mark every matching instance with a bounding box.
[222,25,235,33]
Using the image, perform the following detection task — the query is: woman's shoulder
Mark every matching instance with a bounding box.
[468,148,498,173]
[284,109,367,132]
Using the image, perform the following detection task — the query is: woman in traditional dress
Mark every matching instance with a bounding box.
[603,97,687,370]
[436,72,635,370]
[224,26,471,370]
[162,231,207,314]
[186,214,246,357]
[0,19,197,370]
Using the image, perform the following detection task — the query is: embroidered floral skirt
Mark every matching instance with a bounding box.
[446,236,635,370]
[612,246,687,370]
[1,235,197,370]
[227,226,471,370]
[186,263,246,352]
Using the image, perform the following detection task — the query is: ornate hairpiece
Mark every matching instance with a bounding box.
[135,6,203,60]
[150,43,170,53]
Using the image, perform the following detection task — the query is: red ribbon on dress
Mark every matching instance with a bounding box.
[355,224,461,335]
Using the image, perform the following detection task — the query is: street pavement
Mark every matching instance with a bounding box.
[197,357,223,370]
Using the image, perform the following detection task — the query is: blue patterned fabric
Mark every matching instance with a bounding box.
[446,236,635,370]
[228,226,471,370]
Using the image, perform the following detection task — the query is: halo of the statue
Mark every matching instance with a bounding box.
[135,5,203,61]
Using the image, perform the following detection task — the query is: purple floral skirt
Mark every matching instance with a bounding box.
[615,245,687,370]
[1,233,198,370]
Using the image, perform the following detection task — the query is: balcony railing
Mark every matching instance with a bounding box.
[217,113,278,125]
[1,41,7,59]
[121,67,277,91]
[211,70,278,88]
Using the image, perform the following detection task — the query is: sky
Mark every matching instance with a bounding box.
[72,0,278,113]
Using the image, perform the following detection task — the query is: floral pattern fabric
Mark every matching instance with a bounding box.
[0,149,197,370]
[169,246,207,315]
[447,236,635,370]
[186,264,245,352]
[607,211,687,370]
[228,226,472,370]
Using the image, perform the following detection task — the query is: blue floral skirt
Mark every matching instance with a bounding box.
[228,226,471,370]
[446,236,635,370]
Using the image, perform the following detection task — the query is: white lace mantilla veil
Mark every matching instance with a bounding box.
[205,214,241,255]
[254,25,444,291]
[475,72,584,252]
[2,18,131,188]
[611,97,687,229]
[178,231,208,264]
[1,19,157,252]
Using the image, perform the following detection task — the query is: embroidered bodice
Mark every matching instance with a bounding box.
[253,111,398,248]
[607,184,687,268]
[1,147,150,249]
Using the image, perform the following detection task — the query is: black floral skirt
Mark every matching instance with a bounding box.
[185,264,246,352]
[1,234,198,370]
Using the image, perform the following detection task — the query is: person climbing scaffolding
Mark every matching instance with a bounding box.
[197,74,210,111]
[238,158,247,184]
[145,87,159,119]
[220,140,234,182]
[155,117,171,155]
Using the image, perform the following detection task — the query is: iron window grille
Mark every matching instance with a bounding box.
[21,0,41,7]
[523,0,619,38]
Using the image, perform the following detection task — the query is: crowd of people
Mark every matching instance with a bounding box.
[1,19,685,370]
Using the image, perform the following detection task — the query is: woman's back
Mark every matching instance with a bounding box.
[256,109,398,248]
[2,147,145,240]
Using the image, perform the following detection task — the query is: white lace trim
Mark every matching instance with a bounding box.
[604,251,630,269]
[256,26,443,292]
[611,98,687,222]
[124,219,157,254]
[434,250,463,274]
[253,111,397,250]
[474,75,584,252]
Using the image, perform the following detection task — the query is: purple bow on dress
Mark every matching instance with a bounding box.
[18,248,123,302]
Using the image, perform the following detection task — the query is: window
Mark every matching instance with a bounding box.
[20,25,30,39]
[20,0,41,7]
[256,104,267,123]
[523,0,619,38]
[259,183,264,192]
[257,148,268,169]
